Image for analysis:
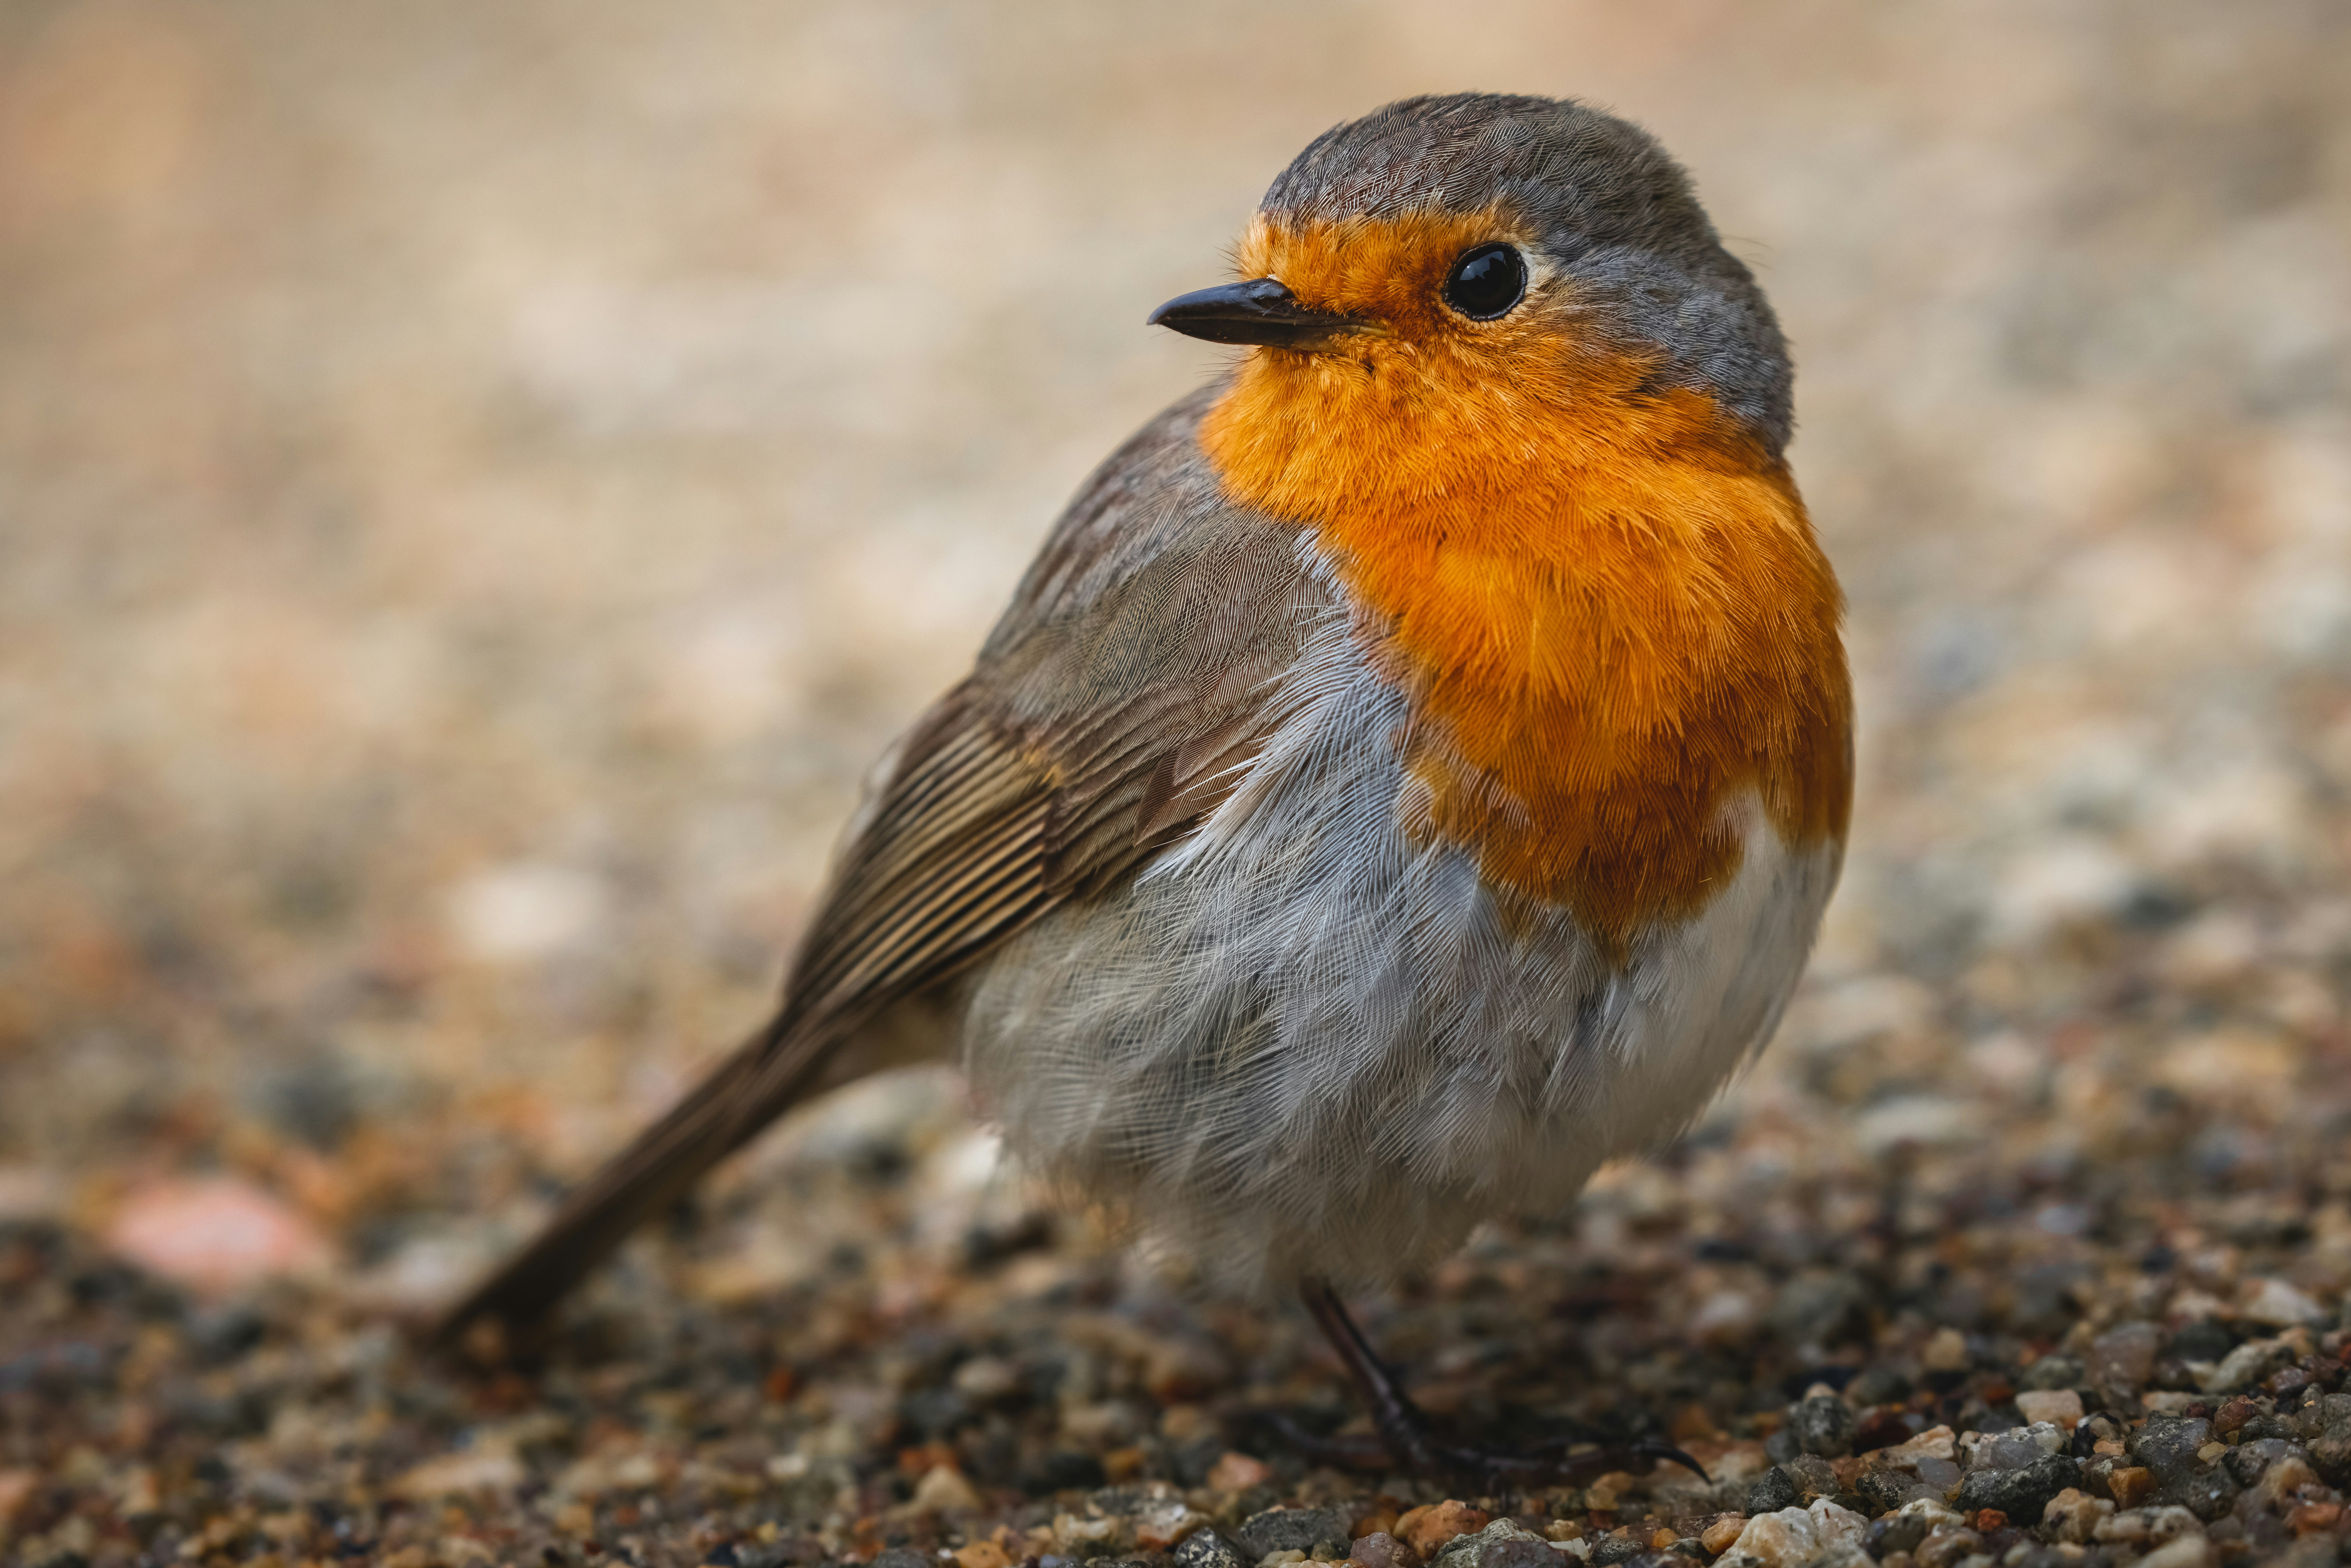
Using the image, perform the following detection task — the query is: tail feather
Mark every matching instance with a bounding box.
[432,1010,831,1347]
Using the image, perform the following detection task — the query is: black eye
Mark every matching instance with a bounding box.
[1442,243,1527,320]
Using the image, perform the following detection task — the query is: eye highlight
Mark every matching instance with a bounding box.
[1441,243,1528,320]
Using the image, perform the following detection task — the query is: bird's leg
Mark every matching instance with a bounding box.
[1295,1277,1453,1474]
[1263,1278,1708,1488]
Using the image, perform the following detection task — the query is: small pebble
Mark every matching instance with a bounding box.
[2015,1388,2083,1428]
[1176,1533,1249,1568]
[103,1178,331,1293]
[1206,1452,1273,1493]
[1393,1503,1489,1559]
[911,1465,983,1514]
[1348,1531,1418,1568]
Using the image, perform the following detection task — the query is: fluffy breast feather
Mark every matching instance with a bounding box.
[960,540,1841,1295]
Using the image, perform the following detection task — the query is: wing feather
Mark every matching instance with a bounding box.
[436,383,1332,1342]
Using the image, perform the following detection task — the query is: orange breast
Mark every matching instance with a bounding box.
[1198,214,1852,956]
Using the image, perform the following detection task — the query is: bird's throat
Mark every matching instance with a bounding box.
[1199,338,1853,956]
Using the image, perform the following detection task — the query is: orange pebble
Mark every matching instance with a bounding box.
[2291,1503,2343,1535]
[1205,1451,1271,1492]
[1394,1501,1490,1558]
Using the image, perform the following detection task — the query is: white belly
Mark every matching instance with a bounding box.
[958,565,1842,1295]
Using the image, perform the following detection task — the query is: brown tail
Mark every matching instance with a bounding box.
[432,1009,836,1349]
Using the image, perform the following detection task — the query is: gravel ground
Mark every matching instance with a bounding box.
[6,2,2351,1565]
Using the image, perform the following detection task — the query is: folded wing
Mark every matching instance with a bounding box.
[435,386,1327,1342]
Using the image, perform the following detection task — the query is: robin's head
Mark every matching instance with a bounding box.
[1152,93,1792,463]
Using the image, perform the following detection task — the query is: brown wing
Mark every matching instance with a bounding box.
[434,384,1327,1343]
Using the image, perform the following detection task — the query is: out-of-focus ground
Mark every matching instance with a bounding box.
[6,2,2351,1565]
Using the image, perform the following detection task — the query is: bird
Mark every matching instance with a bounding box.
[437,91,1853,1480]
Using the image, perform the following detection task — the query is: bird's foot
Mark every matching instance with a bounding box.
[1285,1278,1707,1488]
[1254,1407,1705,1487]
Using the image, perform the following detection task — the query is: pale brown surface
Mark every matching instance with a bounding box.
[6,3,2351,1565]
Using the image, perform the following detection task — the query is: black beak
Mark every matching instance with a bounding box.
[1147,277,1364,348]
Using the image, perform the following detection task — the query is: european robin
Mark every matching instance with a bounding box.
[440,93,1852,1479]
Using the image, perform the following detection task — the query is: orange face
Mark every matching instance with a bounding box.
[1200,209,1853,956]
[1219,207,1573,402]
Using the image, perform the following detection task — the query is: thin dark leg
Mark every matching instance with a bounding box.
[1265,1278,1709,1487]
[1297,1278,1451,1473]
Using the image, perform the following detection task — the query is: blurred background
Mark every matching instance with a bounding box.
[4,0,2350,1333]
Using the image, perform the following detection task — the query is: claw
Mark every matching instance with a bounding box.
[1246,1409,1394,1472]
[1630,1439,1710,1484]
[1252,1407,1704,1487]
[1287,1279,1710,1489]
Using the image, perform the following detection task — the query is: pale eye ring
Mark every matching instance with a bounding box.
[1442,243,1528,320]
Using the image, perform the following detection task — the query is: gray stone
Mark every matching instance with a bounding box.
[1790,1393,1858,1458]
[2225,1436,2307,1487]
[1784,1452,1841,1499]
[1745,1465,1801,1514]
[2204,1338,2290,1393]
[2128,1415,2215,1484]
[2086,1322,2162,1392]
[1175,1532,1247,1568]
[2165,1320,2237,1363]
[1238,1510,1352,1560]
[1769,1272,1872,1348]
[1951,1454,2078,1520]
[2020,1355,2087,1392]
[1966,1425,2060,1473]
[1348,1534,1418,1568]
[1848,1367,1912,1407]
[1857,1468,1943,1514]
[1869,1514,1931,1558]
[2166,1465,2239,1522]
[1170,1435,1227,1488]
[1474,1539,1555,1568]
[735,1539,825,1568]
[1428,1519,1551,1568]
